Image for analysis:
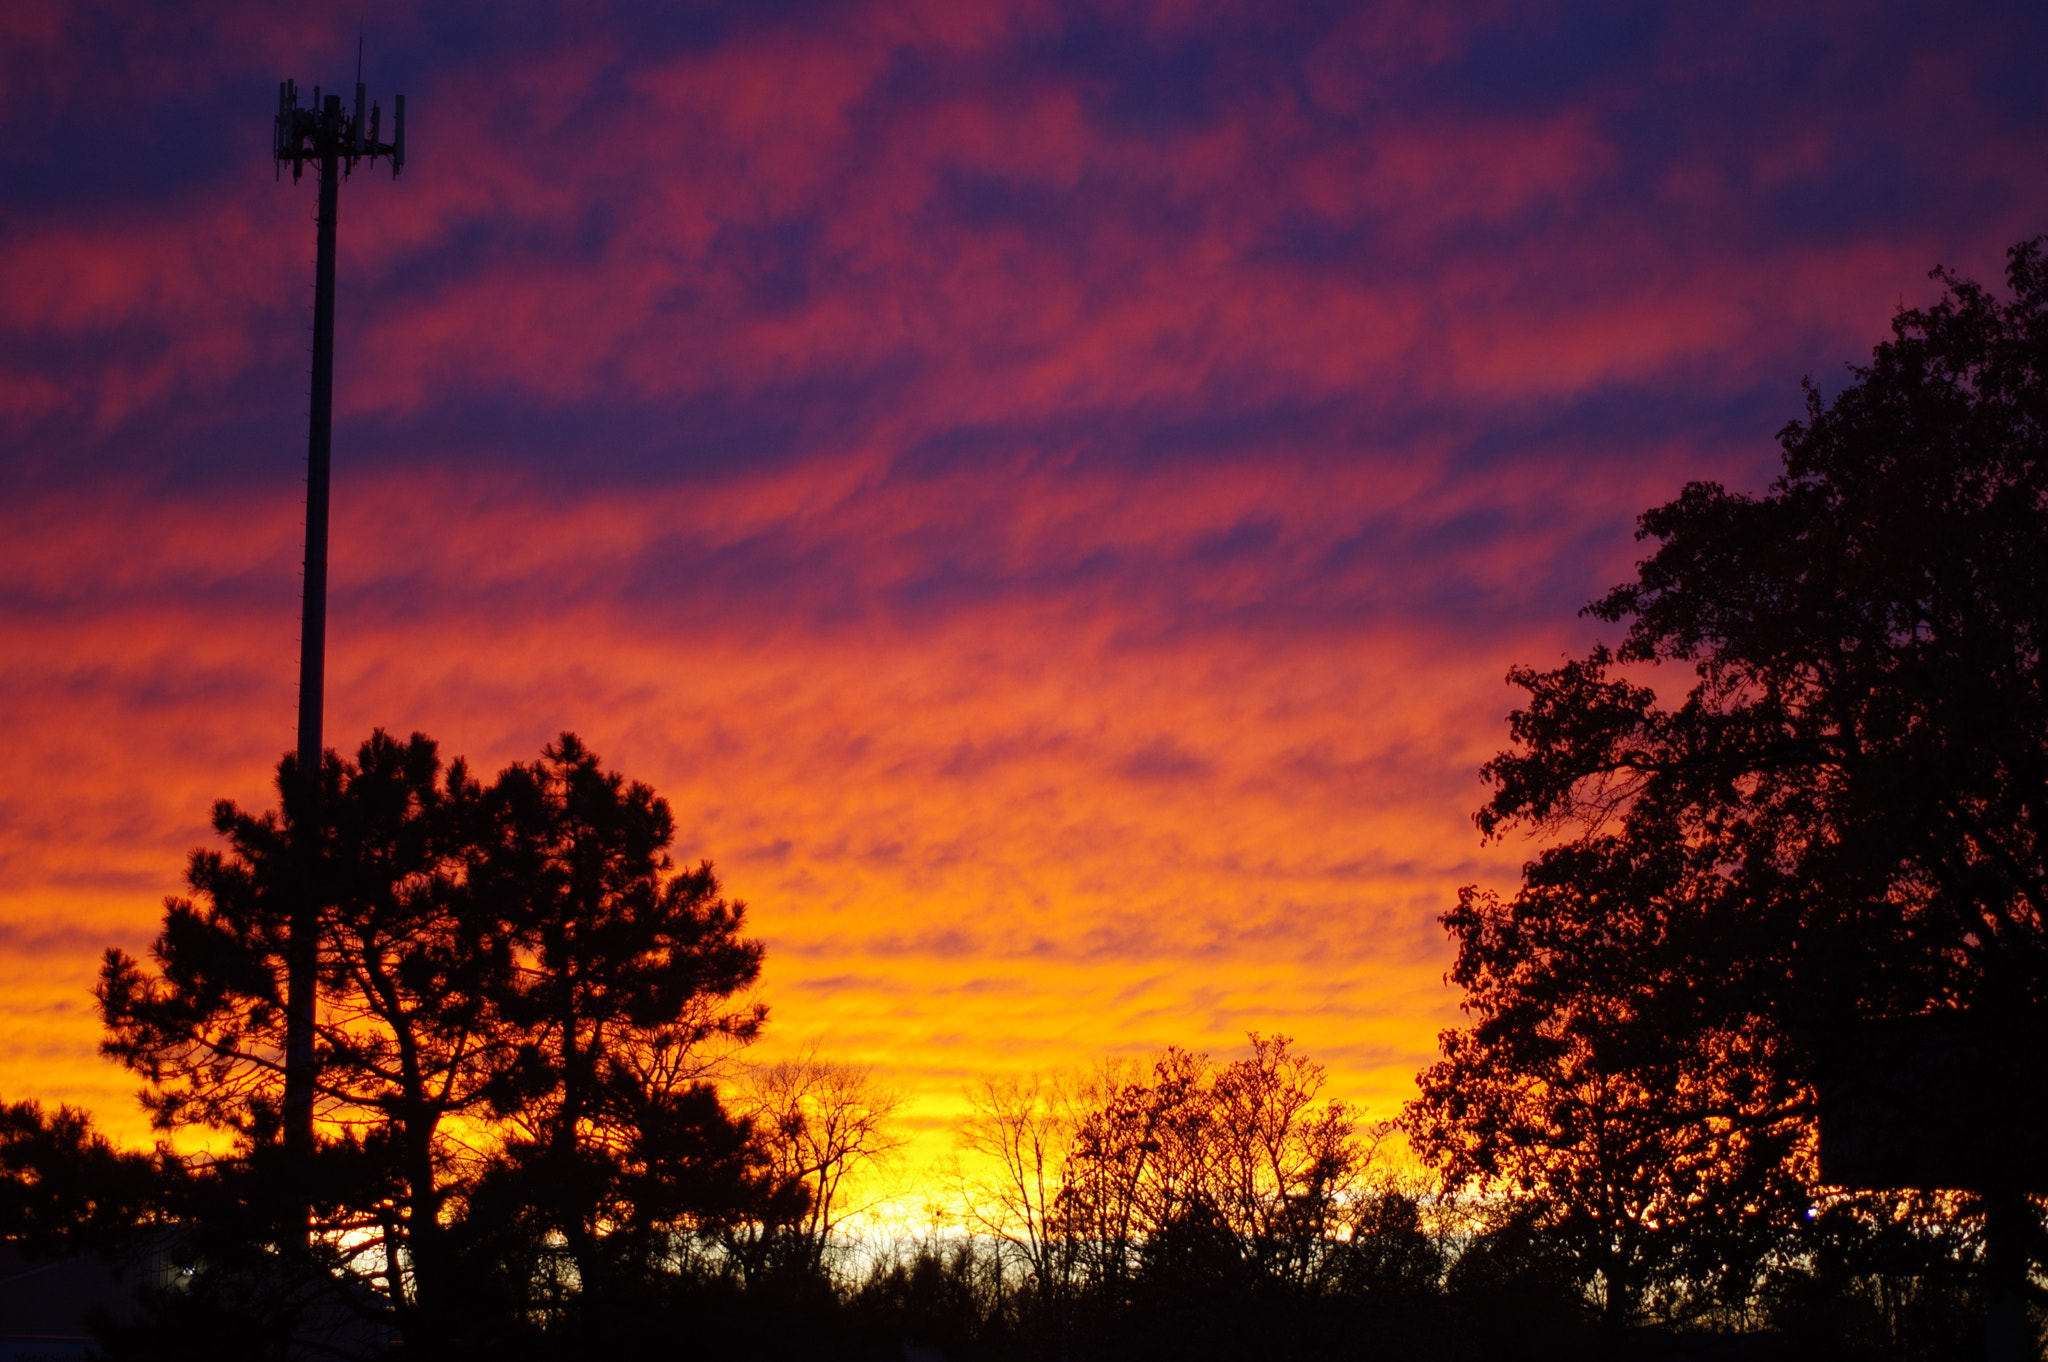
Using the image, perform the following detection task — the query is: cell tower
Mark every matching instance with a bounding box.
[272,69,405,1174]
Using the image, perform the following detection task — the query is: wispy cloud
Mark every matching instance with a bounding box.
[3,0,2045,1153]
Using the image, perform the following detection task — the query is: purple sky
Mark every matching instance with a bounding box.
[3,0,2045,1164]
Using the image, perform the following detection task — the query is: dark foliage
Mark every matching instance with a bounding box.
[0,1076,2004,1360]
[0,1100,176,1257]
[89,730,780,1356]
[1411,239,2048,1338]
[1764,1195,1986,1360]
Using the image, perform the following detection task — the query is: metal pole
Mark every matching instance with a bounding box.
[285,93,341,1176]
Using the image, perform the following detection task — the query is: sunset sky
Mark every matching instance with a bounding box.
[4,0,2047,1186]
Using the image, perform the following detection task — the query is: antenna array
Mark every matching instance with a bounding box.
[274,77,404,181]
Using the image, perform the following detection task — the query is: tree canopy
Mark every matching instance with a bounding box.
[95,731,773,1343]
[1410,238,2048,1326]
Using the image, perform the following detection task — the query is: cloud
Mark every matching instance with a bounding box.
[3,0,2046,1159]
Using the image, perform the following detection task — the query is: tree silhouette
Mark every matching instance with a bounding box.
[954,1037,1375,1345]
[955,1071,1085,1325]
[96,731,772,1346]
[99,731,502,1310]
[0,1101,175,1257]
[730,1048,904,1280]
[1411,238,2048,1328]
[1204,1034,1363,1288]
[463,733,767,1312]
[1410,843,1812,1323]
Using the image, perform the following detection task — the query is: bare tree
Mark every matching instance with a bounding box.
[1205,1034,1364,1288]
[734,1046,904,1275]
[1066,1050,1204,1303]
[951,1038,1380,1314]
[956,1073,1080,1297]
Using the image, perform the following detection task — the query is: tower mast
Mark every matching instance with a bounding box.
[272,72,405,1182]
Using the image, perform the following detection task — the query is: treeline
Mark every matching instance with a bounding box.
[0,1020,1997,1362]
[886,1043,1985,1361]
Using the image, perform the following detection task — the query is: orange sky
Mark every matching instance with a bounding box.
[0,466,1553,1170]
[4,0,2047,1186]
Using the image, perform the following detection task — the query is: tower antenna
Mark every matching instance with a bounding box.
[271,56,406,1246]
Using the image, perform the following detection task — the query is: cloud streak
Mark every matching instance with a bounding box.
[3,0,2046,1161]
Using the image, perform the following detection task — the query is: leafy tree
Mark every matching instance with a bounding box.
[1411,845,1811,1323]
[1439,1203,1594,1352]
[0,1100,176,1256]
[847,1239,993,1355]
[99,732,502,1311]
[1764,1192,1984,1359]
[463,734,768,1309]
[1482,238,2048,1024]
[1331,1190,1443,1303]
[1411,238,2048,1323]
[97,730,773,1343]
